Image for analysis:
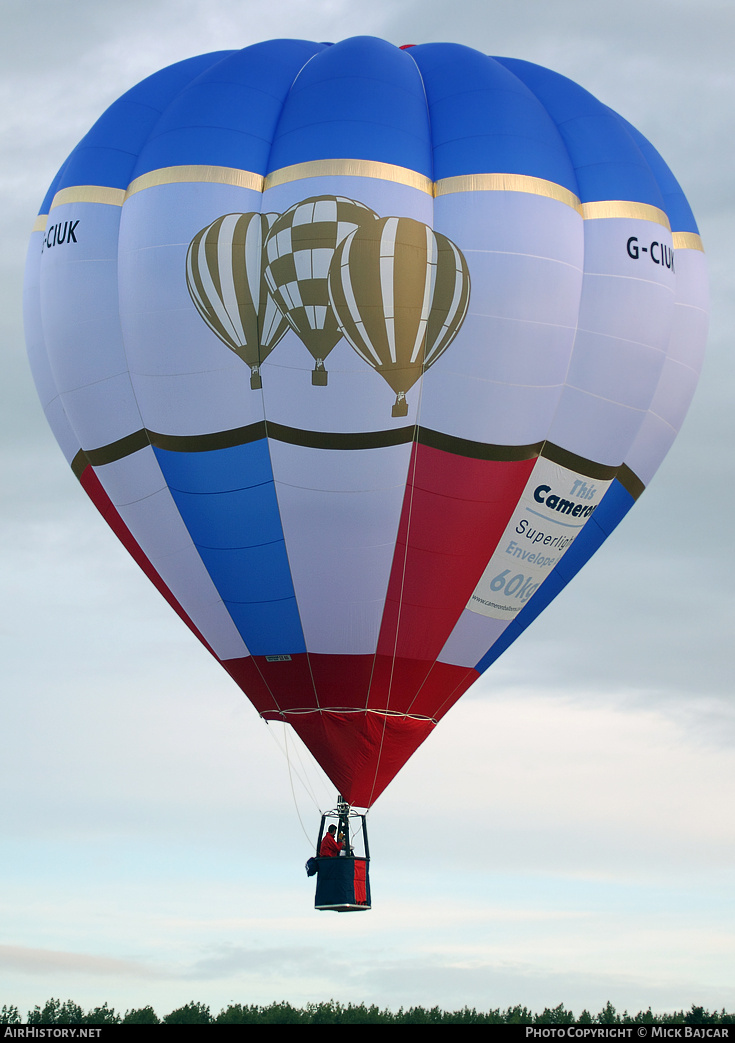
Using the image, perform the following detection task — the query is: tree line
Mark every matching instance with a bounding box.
[1,999,734,1025]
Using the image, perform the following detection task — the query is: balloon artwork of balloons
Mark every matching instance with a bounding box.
[186,211,290,389]
[25,39,708,820]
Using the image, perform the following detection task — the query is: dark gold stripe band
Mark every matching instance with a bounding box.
[71,424,645,494]
[616,463,645,501]
[74,423,541,463]
[540,441,619,482]
[150,421,413,454]
[84,428,151,467]
[71,450,90,479]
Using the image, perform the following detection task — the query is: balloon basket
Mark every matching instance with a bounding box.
[314,856,371,912]
[392,396,408,417]
[312,368,328,386]
[250,371,262,390]
[312,797,371,912]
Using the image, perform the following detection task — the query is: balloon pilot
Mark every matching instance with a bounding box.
[311,795,371,912]
[319,824,344,857]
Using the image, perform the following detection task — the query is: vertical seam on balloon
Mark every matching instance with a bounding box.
[364,409,417,805]
[366,298,432,807]
[365,50,433,806]
[400,48,462,720]
[514,67,587,474]
[388,84,437,726]
[431,239,469,363]
[255,413,307,714]
[248,223,287,720]
[260,47,321,714]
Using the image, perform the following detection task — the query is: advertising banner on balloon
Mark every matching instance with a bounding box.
[467,459,613,620]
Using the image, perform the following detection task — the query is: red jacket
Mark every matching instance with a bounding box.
[319,832,343,857]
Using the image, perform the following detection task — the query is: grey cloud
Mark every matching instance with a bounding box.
[185,944,339,980]
[0,944,156,978]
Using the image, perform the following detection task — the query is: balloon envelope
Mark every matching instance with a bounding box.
[24,38,708,807]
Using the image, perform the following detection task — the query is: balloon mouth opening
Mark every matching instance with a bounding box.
[392,393,408,417]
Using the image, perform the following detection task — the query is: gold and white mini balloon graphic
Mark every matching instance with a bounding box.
[186,212,288,389]
[328,215,471,415]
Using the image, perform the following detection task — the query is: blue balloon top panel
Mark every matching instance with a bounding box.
[41,37,698,234]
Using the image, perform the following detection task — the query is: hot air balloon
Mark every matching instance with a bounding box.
[186,211,289,389]
[262,194,379,384]
[328,215,471,415]
[24,38,707,910]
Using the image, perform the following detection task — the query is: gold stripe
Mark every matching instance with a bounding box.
[264,158,434,195]
[50,185,127,211]
[125,165,264,198]
[672,230,704,252]
[435,173,582,212]
[43,166,698,248]
[581,199,670,230]
[32,214,47,232]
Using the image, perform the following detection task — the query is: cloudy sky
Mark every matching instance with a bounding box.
[1,0,733,1021]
